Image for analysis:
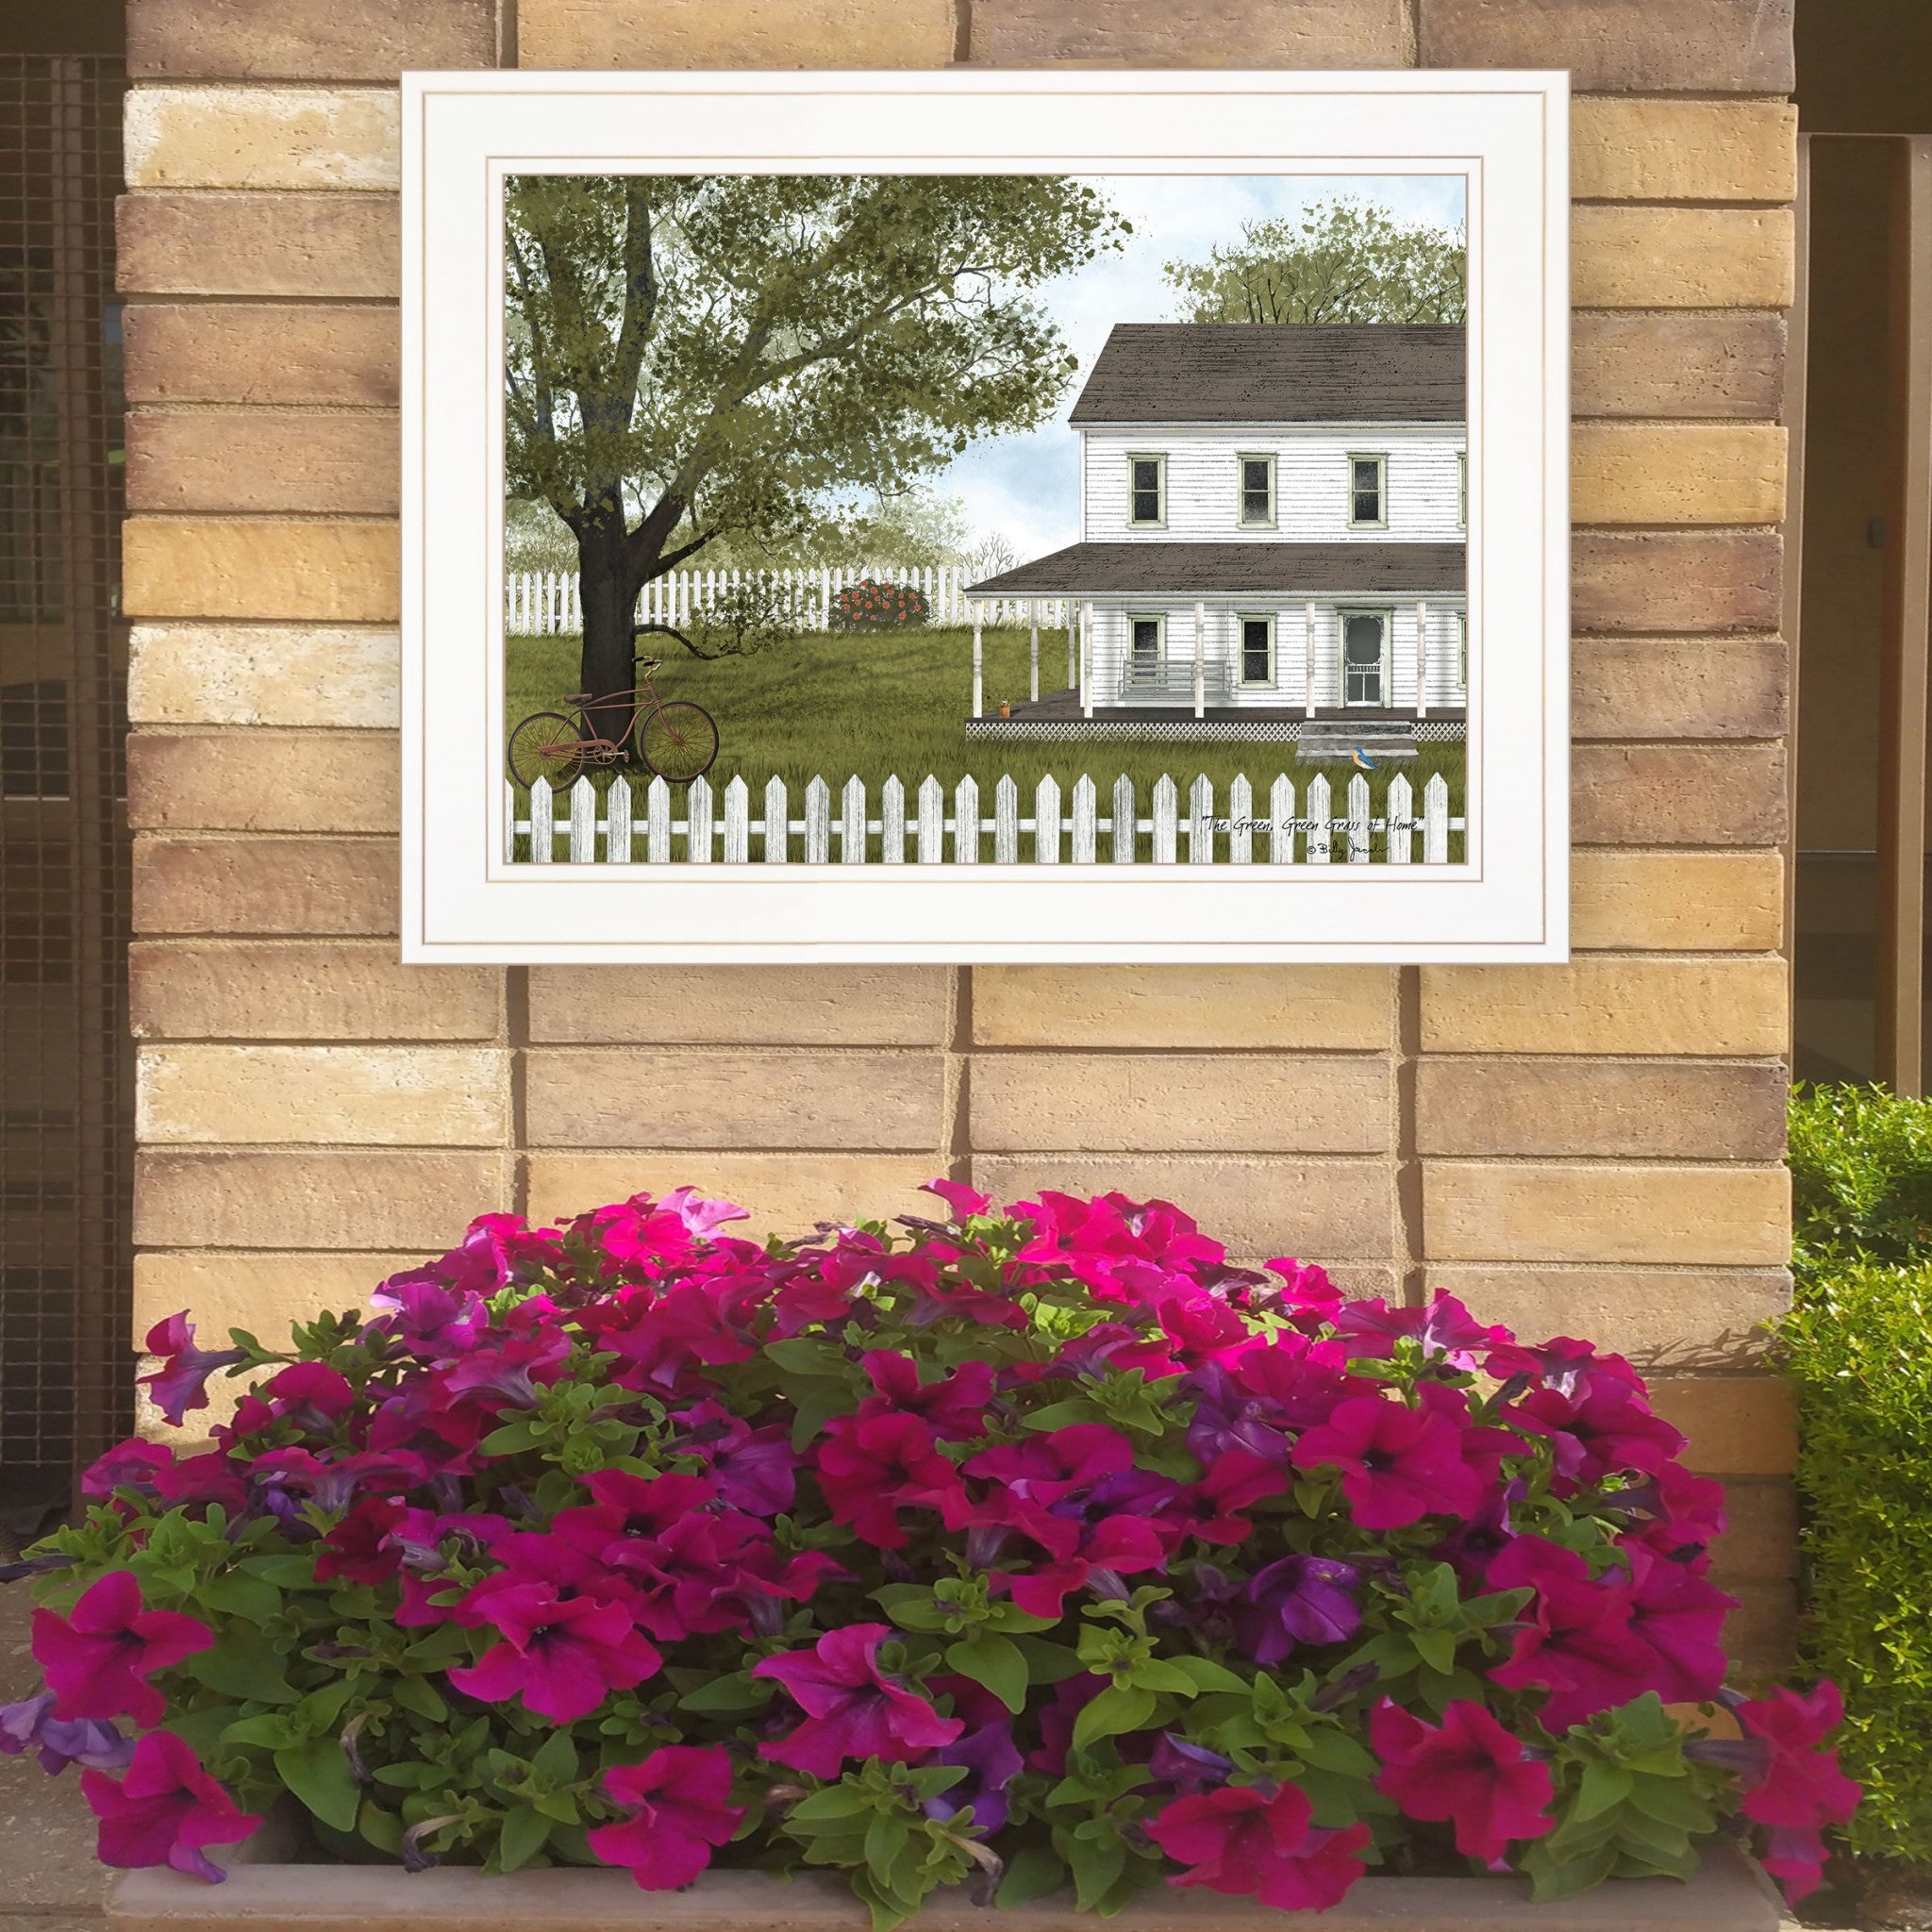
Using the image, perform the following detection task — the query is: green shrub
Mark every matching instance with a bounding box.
[1780,1084,1932,1863]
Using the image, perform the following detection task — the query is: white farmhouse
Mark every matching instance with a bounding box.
[965,324,1467,751]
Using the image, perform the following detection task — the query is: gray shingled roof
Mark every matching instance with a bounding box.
[1068,324,1465,425]
[966,542,1466,598]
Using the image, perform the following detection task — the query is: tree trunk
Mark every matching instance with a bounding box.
[575,511,639,754]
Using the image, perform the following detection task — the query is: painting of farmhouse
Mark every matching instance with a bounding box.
[502,173,1469,867]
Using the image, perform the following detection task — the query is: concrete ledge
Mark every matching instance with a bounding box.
[112,1847,1781,1932]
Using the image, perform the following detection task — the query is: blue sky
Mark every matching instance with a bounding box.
[941,175,1466,558]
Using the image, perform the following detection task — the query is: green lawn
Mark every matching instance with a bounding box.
[507,628,1468,829]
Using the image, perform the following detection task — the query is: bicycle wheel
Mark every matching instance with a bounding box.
[637,701,719,783]
[507,711,588,791]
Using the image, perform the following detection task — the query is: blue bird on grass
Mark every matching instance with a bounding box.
[1350,746,1380,772]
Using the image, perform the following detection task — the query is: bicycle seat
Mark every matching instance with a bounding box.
[564,692,592,704]
[633,657,662,673]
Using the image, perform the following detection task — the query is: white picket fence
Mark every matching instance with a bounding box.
[505,564,1061,636]
[507,769,1463,866]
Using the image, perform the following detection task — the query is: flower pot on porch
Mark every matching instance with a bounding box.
[109,1843,1783,1932]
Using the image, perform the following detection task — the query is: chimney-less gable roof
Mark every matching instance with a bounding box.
[1068,324,1466,425]
[966,541,1466,599]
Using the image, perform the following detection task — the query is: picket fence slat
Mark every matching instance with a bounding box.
[508,769,1466,865]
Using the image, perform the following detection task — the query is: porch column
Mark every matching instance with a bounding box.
[1416,599,1430,720]
[1067,602,1076,690]
[972,603,983,719]
[1081,602,1094,719]
[1304,600,1317,720]
[1029,600,1040,703]
[1192,599,1206,720]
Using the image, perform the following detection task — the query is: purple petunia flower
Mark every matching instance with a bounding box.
[1239,1556,1364,1664]
[137,1313,246,1428]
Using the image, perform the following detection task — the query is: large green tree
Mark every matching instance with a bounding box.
[506,175,1125,728]
[1163,197,1465,326]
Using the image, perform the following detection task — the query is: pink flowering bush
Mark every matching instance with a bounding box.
[2,1184,1858,1923]
[829,577,929,630]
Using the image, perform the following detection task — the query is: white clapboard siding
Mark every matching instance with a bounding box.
[506,770,1468,867]
[1080,425,1467,544]
[507,563,1070,637]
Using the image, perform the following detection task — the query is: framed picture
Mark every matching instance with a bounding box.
[401,68,1568,961]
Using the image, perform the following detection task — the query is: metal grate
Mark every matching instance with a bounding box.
[0,52,130,1534]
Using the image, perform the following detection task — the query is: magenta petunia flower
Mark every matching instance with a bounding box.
[79,1439,174,1499]
[920,1176,992,1221]
[1733,1682,1862,1824]
[447,1542,660,1724]
[32,1571,214,1726]
[1506,1383,1685,1484]
[79,1730,260,1882]
[137,1313,246,1427]
[1146,1781,1371,1911]
[858,1350,995,1441]
[672,1402,796,1514]
[586,1744,743,1890]
[1370,1698,1556,1860]
[753,1624,962,1778]
[1239,1555,1363,1663]
[1289,1392,1485,1529]
[815,1410,963,1548]
[1485,1535,1658,1732]
[1620,1544,1735,1705]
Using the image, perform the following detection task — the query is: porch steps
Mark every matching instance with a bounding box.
[1295,721,1420,762]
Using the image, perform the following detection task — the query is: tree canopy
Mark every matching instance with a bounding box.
[505,173,1126,696]
[1162,198,1466,325]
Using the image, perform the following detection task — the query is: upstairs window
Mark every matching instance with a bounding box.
[1348,453,1387,528]
[1239,454,1274,525]
[1128,454,1165,526]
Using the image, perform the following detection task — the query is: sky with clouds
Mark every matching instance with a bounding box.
[941,174,1466,559]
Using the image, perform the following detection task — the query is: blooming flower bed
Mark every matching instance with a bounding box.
[2,1184,1857,1924]
[829,577,930,629]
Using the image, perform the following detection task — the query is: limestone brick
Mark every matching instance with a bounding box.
[133,1251,425,1341]
[971,1054,1391,1154]
[1421,958,1788,1055]
[125,86,399,192]
[969,1156,1392,1261]
[130,941,502,1041]
[127,0,498,79]
[1572,531,1781,635]
[138,1044,510,1145]
[519,0,954,66]
[969,0,1411,65]
[1573,423,1785,526]
[972,966,1393,1050]
[127,625,400,729]
[127,408,399,516]
[1571,853,1783,951]
[1573,742,1787,847]
[122,518,400,623]
[132,837,398,936]
[1573,207,1794,310]
[118,192,399,298]
[125,304,398,407]
[1573,638,1787,742]
[1572,99,1797,202]
[1423,1164,1790,1267]
[1417,1058,1788,1159]
[127,731,399,833]
[1648,1375,1800,1474]
[135,1148,511,1249]
[527,966,951,1045]
[1571,312,1785,421]
[524,1049,945,1151]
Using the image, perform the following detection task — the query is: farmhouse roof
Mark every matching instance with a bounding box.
[965,541,1466,599]
[1068,324,1466,425]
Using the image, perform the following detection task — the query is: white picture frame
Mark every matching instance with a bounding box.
[401,68,1568,962]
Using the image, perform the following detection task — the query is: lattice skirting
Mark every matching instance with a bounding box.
[964,717,1469,743]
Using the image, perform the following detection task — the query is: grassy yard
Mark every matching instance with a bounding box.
[507,627,1468,826]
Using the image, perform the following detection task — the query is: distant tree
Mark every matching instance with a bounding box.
[967,530,1020,581]
[506,175,1127,734]
[1163,198,1465,325]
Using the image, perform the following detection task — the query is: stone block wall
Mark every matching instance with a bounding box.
[118,0,1800,1668]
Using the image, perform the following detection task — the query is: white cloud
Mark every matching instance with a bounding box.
[940,174,1466,559]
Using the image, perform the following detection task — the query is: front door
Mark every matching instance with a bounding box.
[1341,610,1386,707]
[1127,615,1163,689]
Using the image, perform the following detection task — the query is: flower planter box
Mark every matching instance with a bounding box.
[108,1845,1783,1932]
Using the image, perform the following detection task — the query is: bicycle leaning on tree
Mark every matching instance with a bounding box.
[506,623,720,791]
